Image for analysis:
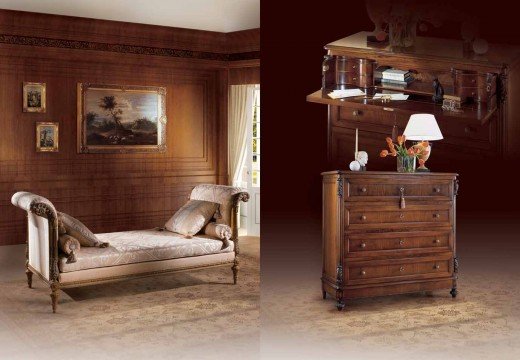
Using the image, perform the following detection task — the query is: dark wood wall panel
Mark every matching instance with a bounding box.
[229,67,260,85]
[0,10,260,246]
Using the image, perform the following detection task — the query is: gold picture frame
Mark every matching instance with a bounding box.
[77,83,167,153]
[36,122,59,152]
[23,82,46,113]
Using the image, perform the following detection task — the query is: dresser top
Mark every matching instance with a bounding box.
[321,170,458,177]
[326,31,520,69]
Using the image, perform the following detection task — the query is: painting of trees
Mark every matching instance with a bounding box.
[99,96,124,134]
[82,85,163,149]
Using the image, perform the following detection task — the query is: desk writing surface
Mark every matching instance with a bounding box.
[306,89,495,125]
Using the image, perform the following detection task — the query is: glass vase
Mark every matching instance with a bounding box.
[397,156,416,173]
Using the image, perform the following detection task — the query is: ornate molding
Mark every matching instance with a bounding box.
[499,69,508,103]
[336,264,343,287]
[454,179,459,196]
[0,34,259,62]
[233,192,250,208]
[29,202,56,219]
[228,51,260,61]
[454,256,459,274]
[337,176,343,198]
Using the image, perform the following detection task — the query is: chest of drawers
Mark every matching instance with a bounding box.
[321,171,459,310]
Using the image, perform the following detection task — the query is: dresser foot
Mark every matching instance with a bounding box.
[450,287,458,298]
[322,291,327,299]
[336,300,346,311]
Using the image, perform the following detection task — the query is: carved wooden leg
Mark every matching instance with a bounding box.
[336,290,345,311]
[232,260,239,285]
[26,269,33,288]
[450,287,458,298]
[50,283,59,313]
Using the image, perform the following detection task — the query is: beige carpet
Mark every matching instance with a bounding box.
[260,219,520,360]
[0,236,260,360]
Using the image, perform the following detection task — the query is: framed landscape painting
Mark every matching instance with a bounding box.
[36,122,58,152]
[77,83,167,153]
[23,82,46,113]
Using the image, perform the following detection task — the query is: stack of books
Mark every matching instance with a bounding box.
[378,68,414,88]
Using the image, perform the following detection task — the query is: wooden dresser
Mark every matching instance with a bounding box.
[321,171,459,310]
[308,32,520,167]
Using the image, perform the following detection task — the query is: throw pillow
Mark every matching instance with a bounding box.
[165,200,219,238]
[57,212,109,248]
[58,234,81,264]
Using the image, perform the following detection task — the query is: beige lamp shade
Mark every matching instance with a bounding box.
[403,114,443,141]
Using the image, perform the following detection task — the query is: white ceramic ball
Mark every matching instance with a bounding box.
[349,160,361,171]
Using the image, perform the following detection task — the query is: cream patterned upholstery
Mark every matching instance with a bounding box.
[59,229,233,272]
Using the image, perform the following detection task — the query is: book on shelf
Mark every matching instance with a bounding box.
[381,68,412,82]
[374,66,392,80]
[379,78,415,88]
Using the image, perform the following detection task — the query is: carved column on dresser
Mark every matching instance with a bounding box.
[321,171,458,310]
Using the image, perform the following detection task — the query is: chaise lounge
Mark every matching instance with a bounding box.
[11,184,249,313]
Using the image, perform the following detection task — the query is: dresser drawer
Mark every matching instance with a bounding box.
[349,209,450,225]
[347,180,452,200]
[347,231,452,257]
[346,255,452,285]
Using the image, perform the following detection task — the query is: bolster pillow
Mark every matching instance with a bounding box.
[58,234,81,264]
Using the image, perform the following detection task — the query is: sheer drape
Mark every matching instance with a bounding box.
[228,85,254,186]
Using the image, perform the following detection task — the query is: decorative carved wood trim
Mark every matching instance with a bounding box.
[0,34,259,62]
[337,176,343,198]
[453,256,459,273]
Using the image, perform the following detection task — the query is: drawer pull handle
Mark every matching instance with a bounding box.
[399,239,405,246]
[352,65,357,69]
[434,187,441,193]
[360,270,366,276]
[434,238,441,244]
[399,266,405,272]
[360,187,367,193]
[399,213,405,219]
[434,264,440,270]
[399,187,406,209]
[360,242,366,248]
[433,213,440,219]
[352,110,361,116]
[360,215,367,221]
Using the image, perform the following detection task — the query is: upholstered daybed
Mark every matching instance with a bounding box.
[11,184,249,313]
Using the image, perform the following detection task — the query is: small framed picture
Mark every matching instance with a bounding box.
[36,122,59,152]
[23,82,46,113]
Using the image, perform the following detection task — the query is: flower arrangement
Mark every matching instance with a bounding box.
[380,135,429,172]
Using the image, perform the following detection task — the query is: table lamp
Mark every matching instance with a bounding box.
[403,114,443,172]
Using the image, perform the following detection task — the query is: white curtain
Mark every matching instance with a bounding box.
[228,85,254,187]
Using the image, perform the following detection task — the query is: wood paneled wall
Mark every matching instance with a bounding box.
[0,10,259,246]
